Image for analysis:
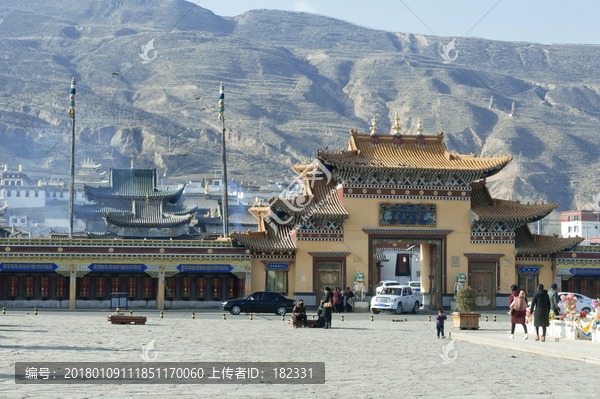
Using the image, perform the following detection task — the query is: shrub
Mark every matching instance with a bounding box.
[456,285,477,313]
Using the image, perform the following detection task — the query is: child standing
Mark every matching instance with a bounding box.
[436,309,447,339]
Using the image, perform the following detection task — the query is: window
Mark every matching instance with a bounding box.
[20,218,25,224]
[16,191,20,197]
[266,270,287,293]
[568,227,572,233]
[53,192,56,197]
[568,216,571,222]
[60,192,64,198]
[575,215,579,221]
[25,191,29,197]
[46,192,49,197]
[16,181,21,186]
[574,226,579,233]
[518,273,539,296]
[6,191,10,197]
[34,191,38,197]
[10,181,14,185]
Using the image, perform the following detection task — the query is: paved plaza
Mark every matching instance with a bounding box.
[1,310,599,398]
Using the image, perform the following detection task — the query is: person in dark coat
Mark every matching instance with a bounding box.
[344,287,354,312]
[320,287,333,329]
[509,286,528,340]
[292,299,307,328]
[529,284,551,342]
[548,283,560,315]
[315,305,326,328]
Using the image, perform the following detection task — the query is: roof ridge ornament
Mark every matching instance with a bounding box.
[391,111,402,135]
[416,117,425,146]
[370,115,379,144]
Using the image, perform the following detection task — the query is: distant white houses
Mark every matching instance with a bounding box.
[561,210,600,240]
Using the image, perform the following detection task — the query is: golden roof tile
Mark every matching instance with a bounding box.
[471,181,557,228]
[515,225,583,255]
[319,130,512,174]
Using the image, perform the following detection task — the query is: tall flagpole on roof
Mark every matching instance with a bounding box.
[218,82,229,237]
[68,77,76,239]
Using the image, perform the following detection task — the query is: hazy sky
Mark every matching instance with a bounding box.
[193,0,599,45]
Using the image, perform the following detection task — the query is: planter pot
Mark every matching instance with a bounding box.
[452,312,481,330]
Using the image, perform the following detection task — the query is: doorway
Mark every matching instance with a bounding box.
[471,263,495,309]
[316,261,341,301]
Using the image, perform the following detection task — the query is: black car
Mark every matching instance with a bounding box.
[221,292,295,315]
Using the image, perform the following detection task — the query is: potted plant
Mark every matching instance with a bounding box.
[452,285,481,330]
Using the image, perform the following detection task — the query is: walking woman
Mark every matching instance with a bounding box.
[333,288,342,314]
[509,286,528,340]
[320,287,333,329]
[529,284,551,342]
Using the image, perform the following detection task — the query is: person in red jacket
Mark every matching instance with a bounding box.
[333,287,343,314]
[509,285,528,340]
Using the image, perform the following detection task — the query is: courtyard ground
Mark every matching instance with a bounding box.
[0,309,598,398]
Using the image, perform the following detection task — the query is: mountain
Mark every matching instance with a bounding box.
[1,0,599,224]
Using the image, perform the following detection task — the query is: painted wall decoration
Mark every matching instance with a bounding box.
[196,277,207,299]
[379,203,436,226]
[177,264,233,273]
[0,263,57,271]
[266,263,288,271]
[95,277,106,298]
[55,277,66,298]
[353,272,366,302]
[23,276,34,297]
[181,276,191,298]
[142,277,153,299]
[90,264,147,272]
[40,276,50,298]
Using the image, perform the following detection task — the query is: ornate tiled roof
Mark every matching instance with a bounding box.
[470,181,557,229]
[314,130,511,182]
[104,202,194,227]
[515,225,583,255]
[229,213,258,225]
[50,232,121,239]
[75,204,196,216]
[84,168,184,202]
[230,218,297,253]
[269,182,348,220]
[0,204,8,216]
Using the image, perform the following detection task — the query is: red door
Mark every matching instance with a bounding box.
[211,278,222,299]
[196,277,206,299]
[126,277,137,298]
[55,276,67,298]
[237,278,245,298]
[8,276,18,297]
[166,277,176,298]
[580,279,590,298]
[181,277,191,298]
[142,277,153,299]
[95,277,106,298]
[111,277,122,294]
[226,277,235,299]
[40,276,50,298]
[23,276,34,298]
[567,279,577,293]
[80,277,91,298]
[593,280,600,300]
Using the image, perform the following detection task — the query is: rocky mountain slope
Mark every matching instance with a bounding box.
[0,0,599,221]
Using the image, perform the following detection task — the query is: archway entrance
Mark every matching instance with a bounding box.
[365,230,448,310]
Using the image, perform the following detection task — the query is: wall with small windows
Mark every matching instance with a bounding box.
[0,188,46,208]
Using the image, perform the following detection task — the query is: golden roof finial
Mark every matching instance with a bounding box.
[131,159,134,169]
[416,117,423,135]
[258,198,263,206]
[204,179,209,195]
[392,111,402,135]
[370,115,378,135]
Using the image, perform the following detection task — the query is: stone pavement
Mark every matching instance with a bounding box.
[1,310,599,398]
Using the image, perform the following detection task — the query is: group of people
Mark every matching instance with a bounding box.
[291,286,356,329]
[510,283,560,342]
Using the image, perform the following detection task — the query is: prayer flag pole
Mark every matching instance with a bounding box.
[218,82,229,237]
[68,78,76,239]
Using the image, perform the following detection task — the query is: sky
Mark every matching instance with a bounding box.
[192,0,599,45]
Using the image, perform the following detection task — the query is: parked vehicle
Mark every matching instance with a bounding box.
[375,280,401,295]
[557,292,595,314]
[407,281,421,294]
[370,286,419,315]
[221,292,295,315]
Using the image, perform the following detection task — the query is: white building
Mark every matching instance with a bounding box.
[561,210,600,240]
